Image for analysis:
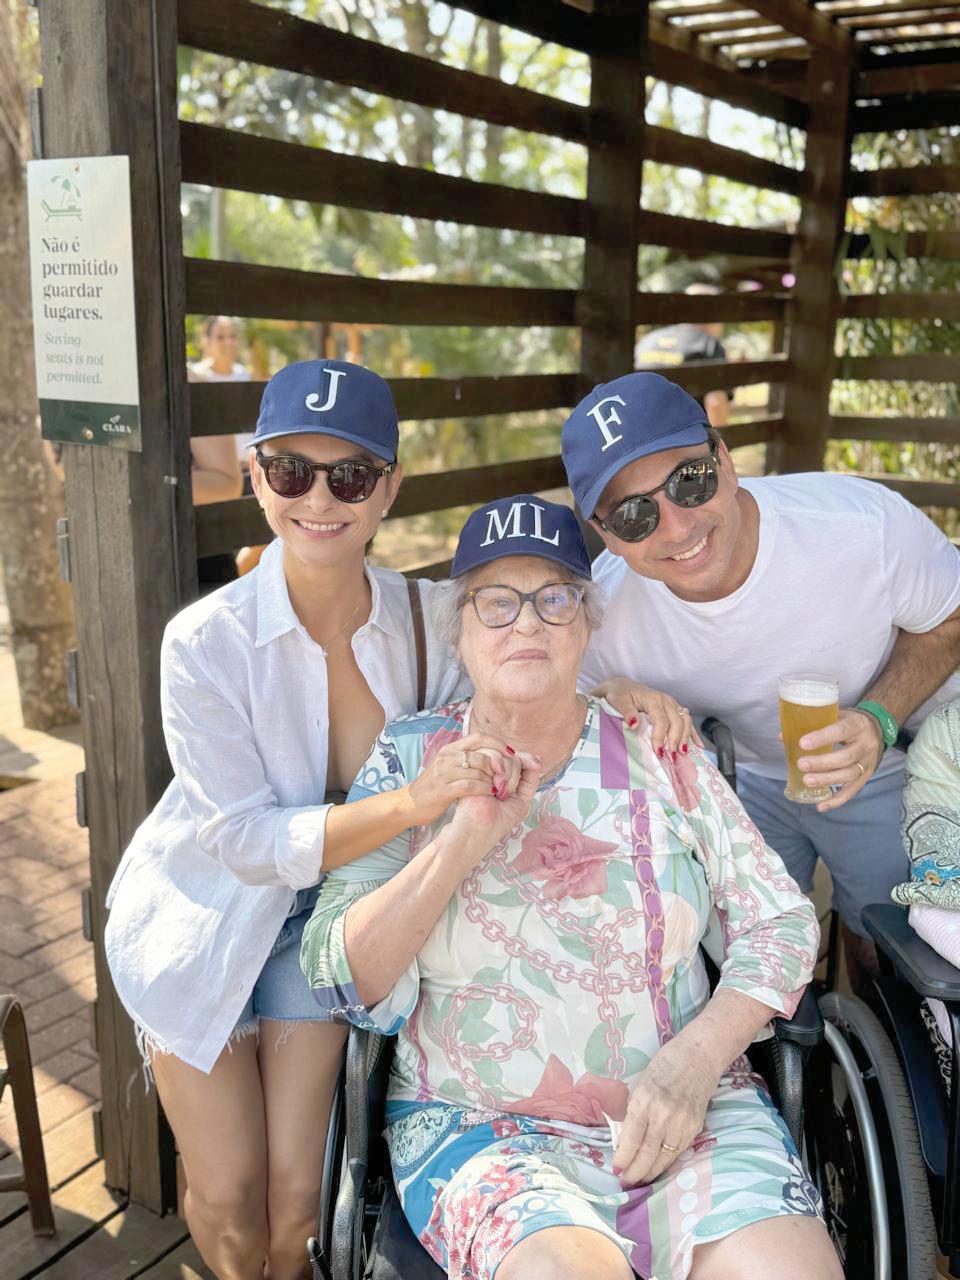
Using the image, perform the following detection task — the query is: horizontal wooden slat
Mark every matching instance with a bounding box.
[854,473,960,508]
[844,229,960,259]
[840,292,960,320]
[721,416,783,447]
[846,6,960,30]
[829,0,960,19]
[190,374,579,436]
[857,56,960,95]
[177,0,590,144]
[849,164,960,197]
[644,125,803,194]
[195,454,572,556]
[852,93,960,134]
[180,123,584,237]
[638,210,793,257]
[647,18,808,123]
[185,259,579,326]
[830,415,960,443]
[747,0,853,49]
[836,353,960,380]
[634,290,789,325]
[657,356,788,396]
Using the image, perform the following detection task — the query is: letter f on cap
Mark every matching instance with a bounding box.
[305,367,346,413]
[588,395,625,451]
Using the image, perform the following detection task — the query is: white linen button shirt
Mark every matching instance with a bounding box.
[105,539,465,1073]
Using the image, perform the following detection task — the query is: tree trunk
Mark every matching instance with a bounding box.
[0,0,77,730]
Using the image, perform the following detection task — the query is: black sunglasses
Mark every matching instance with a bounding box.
[594,440,721,543]
[256,450,394,503]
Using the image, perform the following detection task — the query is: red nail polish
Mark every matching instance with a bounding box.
[671,750,678,762]
[491,786,498,795]
[657,746,664,758]
[612,1164,622,1175]
[506,745,516,755]
[682,744,688,754]
[628,716,638,728]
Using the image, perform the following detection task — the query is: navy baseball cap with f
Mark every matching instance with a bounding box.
[254,359,399,463]
[451,494,592,580]
[561,372,709,518]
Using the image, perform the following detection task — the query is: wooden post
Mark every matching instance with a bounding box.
[36,0,194,1210]
[776,50,854,473]
[580,3,649,389]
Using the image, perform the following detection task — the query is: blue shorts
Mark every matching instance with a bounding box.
[737,767,909,938]
[231,886,329,1035]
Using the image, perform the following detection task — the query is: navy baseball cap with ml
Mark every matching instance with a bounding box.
[561,372,709,518]
[254,359,399,463]
[451,494,592,580]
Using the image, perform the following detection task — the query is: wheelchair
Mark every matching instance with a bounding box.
[308,722,960,1280]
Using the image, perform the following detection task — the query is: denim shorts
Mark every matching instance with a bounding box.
[231,885,329,1037]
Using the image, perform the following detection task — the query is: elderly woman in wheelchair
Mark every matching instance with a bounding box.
[300,495,841,1280]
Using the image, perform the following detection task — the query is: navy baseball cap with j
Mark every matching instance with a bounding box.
[561,372,710,519]
[254,359,399,463]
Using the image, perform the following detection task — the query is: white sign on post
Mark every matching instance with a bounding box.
[27,155,142,451]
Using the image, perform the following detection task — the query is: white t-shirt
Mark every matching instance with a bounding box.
[581,474,960,781]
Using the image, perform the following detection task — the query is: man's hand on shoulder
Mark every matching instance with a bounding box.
[795,708,886,812]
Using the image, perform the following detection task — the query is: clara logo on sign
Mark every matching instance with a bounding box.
[42,174,82,223]
[102,414,133,435]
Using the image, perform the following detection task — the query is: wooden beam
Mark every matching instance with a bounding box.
[635,290,789,323]
[714,29,806,45]
[660,356,788,395]
[185,259,579,327]
[737,0,853,49]
[655,1,756,16]
[825,0,960,17]
[691,15,788,34]
[36,0,188,1210]
[845,7,960,30]
[177,0,590,144]
[645,124,805,193]
[840,292,960,320]
[638,209,793,256]
[647,15,809,122]
[580,3,648,387]
[849,164,960,196]
[836,353,960,379]
[852,93,960,133]
[855,473,960,508]
[857,29,960,44]
[702,25,789,43]
[721,415,784,447]
[844,228,960,258]
[190,373,580,436]
[778,50,854,473]
[830,415,960,442]
[180,123,585,237]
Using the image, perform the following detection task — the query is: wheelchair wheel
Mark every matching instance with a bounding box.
[804,992,935,1280]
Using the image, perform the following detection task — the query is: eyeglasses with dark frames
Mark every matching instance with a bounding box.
[594,439,721,543]
[256,450,394,503]
[461,582,585,628]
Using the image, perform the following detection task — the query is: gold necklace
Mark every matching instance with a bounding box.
[318,597,364,657]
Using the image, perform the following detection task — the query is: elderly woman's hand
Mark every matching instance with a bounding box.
[613,1036,720,1187]
[449,750,541,853]
[407,733,521,828]
[591,678,702,759]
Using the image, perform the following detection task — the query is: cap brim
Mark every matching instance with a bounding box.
[578,422,709,518]
[452,540,592,580]
[252,423,397,464]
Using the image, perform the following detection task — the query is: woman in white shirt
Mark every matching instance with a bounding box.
[106,359,691,1280]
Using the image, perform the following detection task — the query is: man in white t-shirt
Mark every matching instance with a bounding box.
[561,372,960,985]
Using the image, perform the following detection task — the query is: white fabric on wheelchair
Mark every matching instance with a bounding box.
[909,904,960,1044]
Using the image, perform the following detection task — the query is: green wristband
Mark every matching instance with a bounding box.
[856,699,899,750]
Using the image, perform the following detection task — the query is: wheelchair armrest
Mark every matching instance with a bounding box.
[773,983,823,1048]
[862,902,960,1002]
[700,717,736,792]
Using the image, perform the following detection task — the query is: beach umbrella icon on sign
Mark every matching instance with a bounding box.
[42,175,82,221]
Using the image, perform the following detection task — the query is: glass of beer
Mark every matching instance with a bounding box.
[779,673,840,804]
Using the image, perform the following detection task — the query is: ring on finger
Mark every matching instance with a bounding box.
[659,1140,679,1154]
[854,761,865,778]
[460,750,469,770]
[677,706,689,717]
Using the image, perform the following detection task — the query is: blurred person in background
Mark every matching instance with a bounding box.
[635,283,732,429]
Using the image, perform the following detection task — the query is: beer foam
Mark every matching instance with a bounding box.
[780,680,837,706]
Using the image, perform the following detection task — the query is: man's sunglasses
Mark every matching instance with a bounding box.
[594,440,721,543]
[256,450,394,503]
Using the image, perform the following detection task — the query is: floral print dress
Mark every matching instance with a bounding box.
[301,698,822,1280]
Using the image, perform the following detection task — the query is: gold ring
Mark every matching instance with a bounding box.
[659,1140,679,1154]
[854,761,865,778]
[460,750,469,770]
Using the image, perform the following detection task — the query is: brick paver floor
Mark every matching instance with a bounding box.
[0,775,98,1156]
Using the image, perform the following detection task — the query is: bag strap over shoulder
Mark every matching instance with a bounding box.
[406,578,427,712]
